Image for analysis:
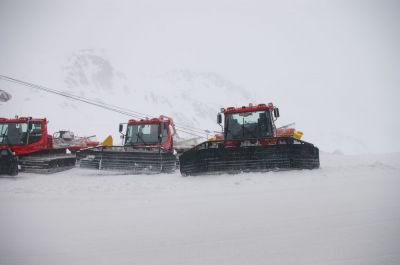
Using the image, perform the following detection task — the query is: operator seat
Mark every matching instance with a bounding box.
[6,124,22,144]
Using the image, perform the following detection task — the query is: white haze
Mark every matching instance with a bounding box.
[0,0,399,154]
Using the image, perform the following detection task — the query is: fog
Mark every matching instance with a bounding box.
[0,0,399,153]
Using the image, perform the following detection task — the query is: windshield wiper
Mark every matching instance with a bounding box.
[136,132,147,145]
[225,119,236,139]
[225,127,234,138]
[0,133,10,145]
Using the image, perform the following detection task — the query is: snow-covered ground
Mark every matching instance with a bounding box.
[1,152,399,265]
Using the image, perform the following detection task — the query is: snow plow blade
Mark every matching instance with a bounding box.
[179,137,319,176]
[0,148,19,176]
[77,146,177,174]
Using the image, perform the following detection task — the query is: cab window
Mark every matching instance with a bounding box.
[28,122,42,144]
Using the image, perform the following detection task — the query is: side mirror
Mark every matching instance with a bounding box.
[217,113,222,124]
[274,108,280,118]
[119,124,123,133]
[28,122,33,131]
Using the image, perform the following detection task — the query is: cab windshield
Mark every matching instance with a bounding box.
[0,122,43,145]
[225,111,273,140]
[125,123,168,145]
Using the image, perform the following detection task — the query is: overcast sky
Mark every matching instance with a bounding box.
[0,0,399,153]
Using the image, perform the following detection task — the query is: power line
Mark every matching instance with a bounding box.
[0,75,143,119]
[0,74,209,139]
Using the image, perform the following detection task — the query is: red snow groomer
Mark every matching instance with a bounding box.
[78,115,177,173]
[179,103,320,175]
[0,117,76,175]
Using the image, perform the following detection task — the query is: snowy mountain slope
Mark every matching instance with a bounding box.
[62,50,255,130]
[1,50,256,142]
[0,152,399,265]
[0,48,398,153]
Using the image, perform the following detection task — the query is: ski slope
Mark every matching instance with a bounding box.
[0,152,399,265]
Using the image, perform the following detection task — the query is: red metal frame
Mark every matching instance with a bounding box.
[223,103,271,114]
[125,115,175,151]
[221,103,279,147]
[0,117,51,155]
